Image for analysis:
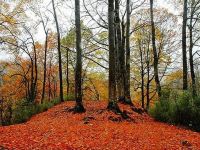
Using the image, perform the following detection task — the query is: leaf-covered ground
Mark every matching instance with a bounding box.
[0,101,200,150]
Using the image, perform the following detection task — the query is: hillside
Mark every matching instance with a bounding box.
[0,101,200,150]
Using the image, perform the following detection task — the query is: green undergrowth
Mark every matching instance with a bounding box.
[0,94,75,126]
[150,90,200,131]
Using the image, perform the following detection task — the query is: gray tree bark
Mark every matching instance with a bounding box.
[107,0,120,112]
[115,0,125,102]
[150,0,161,97]
[74,0,85,112]
[52,0,64,102]
[124,0,133,105]
[41,22,49,103]
[189,1,196,96]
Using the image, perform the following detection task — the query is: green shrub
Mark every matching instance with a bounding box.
[12,100,37,124]
[149,89,173,122]
[191,97,200,131]
[64,93,75,101]
[0,100,13,125]
[150,100,170,122]
[11,98,61,125]
[150,90,200,131]
[175,92,193,125]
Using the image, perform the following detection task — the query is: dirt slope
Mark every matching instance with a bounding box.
[0,101,200,150]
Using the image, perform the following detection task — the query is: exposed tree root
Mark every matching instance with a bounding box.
[118,96,134,106]
[68,102,86,113]
[83,116,95,124]
[107,101,122,114]
[107,101,134,122]
[131,106,145,114]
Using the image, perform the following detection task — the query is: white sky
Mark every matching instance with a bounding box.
[0,0,180,61]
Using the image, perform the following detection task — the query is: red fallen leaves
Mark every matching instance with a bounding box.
[0,101,200,150]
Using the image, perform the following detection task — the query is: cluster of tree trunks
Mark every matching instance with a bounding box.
[7,0,198,111]
[182,0,198,97]
[187,0,198,97]
[107,0,119,111]
[69,0,133,112]
[107,0,134,112]
[21,28,38,103]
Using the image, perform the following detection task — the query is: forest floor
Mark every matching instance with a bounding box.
[0,101,200,150]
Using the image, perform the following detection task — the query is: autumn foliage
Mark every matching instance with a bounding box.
[0,101,200,149]
[1,0,200,149]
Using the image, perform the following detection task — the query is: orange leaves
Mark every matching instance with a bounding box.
[47,32,57,50]
[0,101,200,149]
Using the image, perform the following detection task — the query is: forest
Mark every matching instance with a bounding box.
[0,0,200,149]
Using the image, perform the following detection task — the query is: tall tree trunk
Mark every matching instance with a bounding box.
[52,0,64,102]
[146,36,151,110]
[121,20,127,101]
[53,77,57,98]
[150,0,161,97]
[115,0,126,102]
[139,40,145,108]
[189,4,196,97]
[146,71,150,110]
[30,58,34,102]
[107,0,120,113]
[182,0,188,90]
[74,0,85,113]
[124,0,133,105]
[33,44,38,102]
[66,48,70,95]
[114,18,119,98]
[48,59,52,101]
[41,31,48,103]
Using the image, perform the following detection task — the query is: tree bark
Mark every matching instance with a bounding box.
[150,0,161,97]
[146,36,151,110]
[41,29,48,103]
[189,1,196,97]
[48,59,52,101]
[139,40,145,108]
[66,48,70,95]
[74,0,85,113]
[30,58,34,102]
[33,43,38,102]
[27,28,38,103]
[52,0,64,102]
[182,0,188,90]
[107,0,120,113]
[115,0,126,102]
[124,0,133,105]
